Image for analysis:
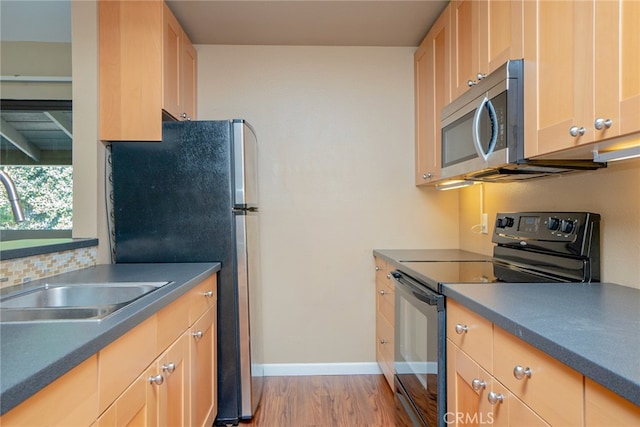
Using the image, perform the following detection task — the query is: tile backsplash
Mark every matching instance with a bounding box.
[0,247,97,289]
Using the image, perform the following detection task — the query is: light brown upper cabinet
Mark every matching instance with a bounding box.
[99,0,197,142]
[524,0,640,158]
[415,4,451,185]
[451,0,523,100]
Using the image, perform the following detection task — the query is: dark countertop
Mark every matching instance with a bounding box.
[0,238,99,260]
[374,248,640,407]
[443,282,640,407]
[0,262,220,415]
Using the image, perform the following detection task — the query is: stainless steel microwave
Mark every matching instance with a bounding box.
[439,60,603,182]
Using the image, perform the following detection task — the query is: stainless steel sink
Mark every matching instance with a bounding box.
[0,282,171,322]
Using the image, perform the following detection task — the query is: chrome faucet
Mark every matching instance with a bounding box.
[0,170,25,222]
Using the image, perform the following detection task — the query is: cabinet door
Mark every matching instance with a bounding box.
[525,0,594,155]
[190,306,217,427]
[478,0,523,75]
[97,364,159,427]
[415,5,449,185]
[451,0,479,99]
[446,340,493,426]
[182,36,197,121]
[485,378,549,427]
[617,0,640,136]
[157,332,190,427]
[99,0,163,141]
[162,1,182,120]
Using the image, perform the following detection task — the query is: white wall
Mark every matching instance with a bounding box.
[459,159,640,289]
[197,45,458,366]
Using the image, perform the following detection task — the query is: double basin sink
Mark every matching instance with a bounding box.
[0,281,171,322]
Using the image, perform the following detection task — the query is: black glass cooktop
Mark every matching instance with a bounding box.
[398,261,498,292]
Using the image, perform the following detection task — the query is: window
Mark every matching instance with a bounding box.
[0,99,72,237]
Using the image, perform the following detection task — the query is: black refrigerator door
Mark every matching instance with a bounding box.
[111,120,234,263]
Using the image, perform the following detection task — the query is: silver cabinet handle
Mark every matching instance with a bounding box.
[204,290,214,298]
[423,172,433,179]
[386,273,391,279]
[455,324,468,334]
[472,378,486,391]
[192,331,204,340]
[380,339,388,344]
[149,374,164,386]
[379,290,386,295]
[569,126,585,137]
[375,265,380,271]
[513,365,532,380]
[468,79,478,87]
[181,113,187,119]
[477,73,487,80]
[487,391,504,405]
[162,362,176,374]
[594,118,612,130]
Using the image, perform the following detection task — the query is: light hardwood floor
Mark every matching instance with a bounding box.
[241,375,413,427]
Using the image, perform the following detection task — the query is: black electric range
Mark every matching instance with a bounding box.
[391,212,601,427]
[396,211,601,293]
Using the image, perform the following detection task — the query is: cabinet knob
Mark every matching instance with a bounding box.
[513,365,532,380]
[380,339,388,344]
[487,391,504,405]
[476,73,487,80]
[162,362,176,374]
[181,113,187,119]
[423,172,433,179]
[386,273,391,279]
[467,79,478,87]
[204,290,214,298]
[192,330,204,340]
[569,126,585,137]
[379,290,386,295]
[149,374,164,386]
[594,118,612,130]
[455,324,468,334]
[472,378,486,391]
[375,266,380,271]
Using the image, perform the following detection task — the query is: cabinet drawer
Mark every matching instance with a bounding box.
[493,326,583,426]
[446,299,492,370]
[157,290,190,353]
[585,377,640,426]
[0,355,98,427]
[189,275,217,325]
[98,315,157,413]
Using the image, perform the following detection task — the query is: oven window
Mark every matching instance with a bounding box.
[396,288,439,427]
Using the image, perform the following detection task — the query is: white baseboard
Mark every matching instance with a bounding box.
[263,362,382,377]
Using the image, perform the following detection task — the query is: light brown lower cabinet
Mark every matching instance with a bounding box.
[447,299,639,427]
[0,275,218,427]
[374,256,395,389]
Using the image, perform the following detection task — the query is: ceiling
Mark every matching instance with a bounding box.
[166,0,448,47]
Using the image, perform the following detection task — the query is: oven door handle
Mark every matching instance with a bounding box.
[391,271,444,310]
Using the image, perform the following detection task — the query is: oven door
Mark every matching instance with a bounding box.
[392,271,445,427]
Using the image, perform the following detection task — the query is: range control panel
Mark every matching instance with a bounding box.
[492,212,601,256]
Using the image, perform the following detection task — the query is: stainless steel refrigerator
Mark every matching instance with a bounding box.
[111,119,263,425]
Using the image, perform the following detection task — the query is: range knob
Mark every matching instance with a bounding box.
[495,218,506,228]
[505,217,515,227]
[547,217,560,231]
[560,219,575,234]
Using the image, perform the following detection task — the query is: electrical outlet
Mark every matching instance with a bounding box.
[481,213,489,234]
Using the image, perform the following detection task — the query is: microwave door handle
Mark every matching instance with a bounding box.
[472,96,498,161]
